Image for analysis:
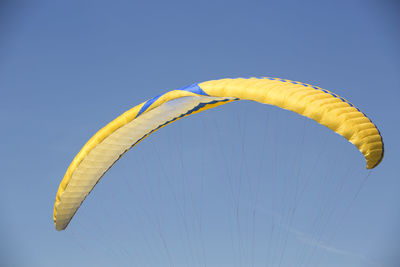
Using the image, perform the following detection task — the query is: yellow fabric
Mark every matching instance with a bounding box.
[54,77,384,230]
[54,90,202,210]
[198,78,383,169]
[54,93,232,230]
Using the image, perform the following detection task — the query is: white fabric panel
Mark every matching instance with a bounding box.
[55,95,231,229]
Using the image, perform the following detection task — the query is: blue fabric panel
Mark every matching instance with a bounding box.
[179,83,209,96]
[136,94,162,118]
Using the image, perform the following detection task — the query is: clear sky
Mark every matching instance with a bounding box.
[0,0,399,266]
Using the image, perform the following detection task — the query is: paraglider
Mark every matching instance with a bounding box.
[53,77,384,231]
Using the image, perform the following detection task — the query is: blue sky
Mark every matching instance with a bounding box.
[0,0,399,266]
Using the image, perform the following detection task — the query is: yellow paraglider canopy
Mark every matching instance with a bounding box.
[54,77,384,230]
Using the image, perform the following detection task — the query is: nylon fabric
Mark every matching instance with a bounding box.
[54,94,232,230]
[54,77,384,230]
[198,78,383,168]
